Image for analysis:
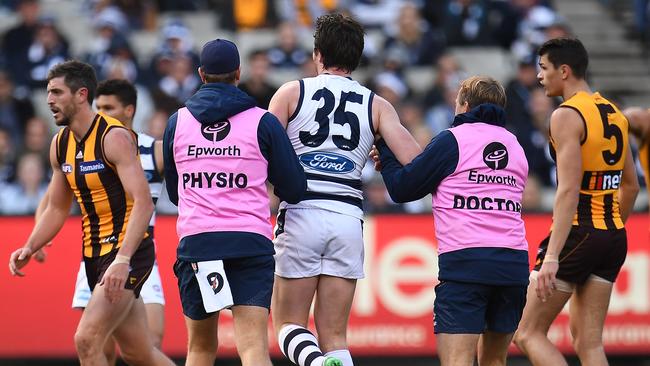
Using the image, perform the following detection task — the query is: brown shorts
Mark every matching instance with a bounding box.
[84,237,155,298]
[534,226,627,284]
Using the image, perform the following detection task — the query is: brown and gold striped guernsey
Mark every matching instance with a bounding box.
[56,113,147,258]
[550,91,629,230]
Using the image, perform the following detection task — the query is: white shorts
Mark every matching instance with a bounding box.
[71,260,165,308]
[273,208,365,279]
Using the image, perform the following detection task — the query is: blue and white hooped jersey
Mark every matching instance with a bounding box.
[137,132,164,232]
[281,74,375,219]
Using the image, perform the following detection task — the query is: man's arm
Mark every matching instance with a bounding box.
[101,127,154,302]
[536,107,584,302]
[619,143,639,223]
[377,131,458,203]
[623,107,650,141]
[268,80,300,128]
[9,136,73,276]
[163,112,179,205]
[258,112,306,203]
[374,95,422,165]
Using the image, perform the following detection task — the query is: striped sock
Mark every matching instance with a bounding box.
[324,350,353,366]
[278,324,328,366]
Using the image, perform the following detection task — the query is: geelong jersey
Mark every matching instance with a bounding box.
[552,91,628,230]
[56,113,147,258]
[282,74,375,219]
[137,132,163,235]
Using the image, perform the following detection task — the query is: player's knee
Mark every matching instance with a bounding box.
[573,335,604,356]
[512,329,530,352]
[74,331,98,358]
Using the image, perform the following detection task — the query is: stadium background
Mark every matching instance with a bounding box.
[1,0,650,364]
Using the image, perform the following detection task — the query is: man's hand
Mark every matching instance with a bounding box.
[9,247,33,276]
[32,242,52,263]
[100,255,131,303]
[369,145,382,171]
[535,259,559,302]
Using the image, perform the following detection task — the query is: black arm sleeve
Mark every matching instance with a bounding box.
[163,112,179,205]
[377,130,459,203]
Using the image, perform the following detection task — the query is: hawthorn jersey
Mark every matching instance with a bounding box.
[552,91,629,230]
[56,113,146,258]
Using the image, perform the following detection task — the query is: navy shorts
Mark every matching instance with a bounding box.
[174,255,274,320]
[434,280,527,334]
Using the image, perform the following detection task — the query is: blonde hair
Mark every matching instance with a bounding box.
[457,76,506,109]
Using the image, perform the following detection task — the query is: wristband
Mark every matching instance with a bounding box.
[544,257,559,264]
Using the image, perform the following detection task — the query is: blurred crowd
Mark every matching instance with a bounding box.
[0,0,613,216]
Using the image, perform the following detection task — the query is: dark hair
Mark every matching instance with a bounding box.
[96,79,137,111]
[313,13,364,73]
[47,60,97,104]
[201,68,237,84]
[538,37,588,79]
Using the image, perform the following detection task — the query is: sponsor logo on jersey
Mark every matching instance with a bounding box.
[79,160,106,174]
[467,170,518,187]
[582,170,622,190]
[201,121,231,142]
[182,171,248,189]
[187,144,241,157]
[99,235,117,244]
[75,151,83,160]
[483,142,508,170]
[299,151,355,174]
[453,194,521,212]
[61,163,73,174]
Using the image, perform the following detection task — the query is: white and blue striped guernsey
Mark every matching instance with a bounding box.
[281,74,375,220]
[137,132,163,235]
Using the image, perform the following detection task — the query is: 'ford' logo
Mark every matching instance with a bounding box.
[299,151,355,174]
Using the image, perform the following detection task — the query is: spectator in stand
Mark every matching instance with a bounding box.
[0,128,15,184]
[422,53,465,108]
[510,0,560,62]
[155,56,200,105]
[0,152,47,215]
[98,34,141,84]
[277,0,340,33]
[267,21,309,69]
[18,117,51,174]
[363,174,406,214]
[0,71,35,145]
[373,71,409,108]
[383,2,444,66]
[523,88,557,187]
[443,0,495,46]
[504,54,540,139]
[425,80,459,135]
[26,16,70,89]
[348,0,403,31]
[147,19,200,88]
[215,0,278,31]
[84,7,127,73]
[2,0,41,91]
[238,50,277,109]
